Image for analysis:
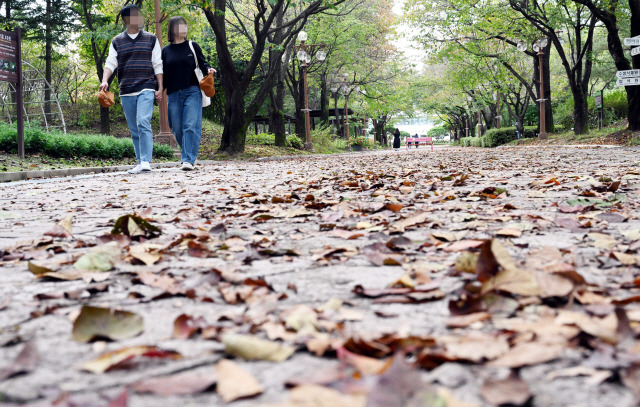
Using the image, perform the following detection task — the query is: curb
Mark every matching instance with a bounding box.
[0,148,426,183]
[0,160,219,183]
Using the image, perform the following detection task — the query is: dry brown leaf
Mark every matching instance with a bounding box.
[133,369,217,395]
[259,385,366,407]
[490,341,563,367]
[480,374,531,406]
[222,333,295,361]
[216,359,264,403]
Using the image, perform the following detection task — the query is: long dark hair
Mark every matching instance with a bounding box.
[167,16,187,43]
[394,128,400,136]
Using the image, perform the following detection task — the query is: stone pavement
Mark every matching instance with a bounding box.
[1,146,640,406]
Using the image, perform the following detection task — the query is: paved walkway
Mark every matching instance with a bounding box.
[1,145,640,406]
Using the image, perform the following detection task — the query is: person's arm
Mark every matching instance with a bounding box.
[100,42,118,91]
[193,41,216,75]
[152,39,163,101]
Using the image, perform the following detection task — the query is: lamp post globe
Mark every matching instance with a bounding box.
[298,31,308,42]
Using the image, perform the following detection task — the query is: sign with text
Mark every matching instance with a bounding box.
[616,69,640,78]
[595,94,602,108]
[625,37,640,46]
[617,77,640,87]
[632,47,640,57]
[0,29,19,83]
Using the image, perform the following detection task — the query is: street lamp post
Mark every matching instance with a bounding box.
[330,84,340,136]
[296,31,326,151]
[518,38,549,140]
[153,0,174,146]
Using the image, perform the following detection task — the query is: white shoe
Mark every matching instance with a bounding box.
[181,162,194,171]
[127,164,142,174]
[141,162,152,172]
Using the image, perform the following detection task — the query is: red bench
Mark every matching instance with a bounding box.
[406,137,433,150]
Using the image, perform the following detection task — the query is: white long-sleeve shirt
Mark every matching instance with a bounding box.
[105,31,163,97]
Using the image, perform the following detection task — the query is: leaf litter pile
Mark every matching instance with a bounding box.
[1,146,640,406]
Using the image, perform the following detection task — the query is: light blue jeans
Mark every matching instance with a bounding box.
[168,86,202,165]
[121,91,155,163]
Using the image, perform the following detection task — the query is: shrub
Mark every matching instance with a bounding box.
[481,126,536,147]
[0,123,174,160]
[286,134,303,149]
[246,132,276,145]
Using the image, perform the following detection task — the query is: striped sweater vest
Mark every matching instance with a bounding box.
[112,31,158,95]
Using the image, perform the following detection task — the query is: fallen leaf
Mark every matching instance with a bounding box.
[222,333,295,362]
[480,373,531,406]
[216,359,264,403]
[133,369,217,396]
[72,306,144,342]
[490,341,564,367]
[81,346,182,373]
[260,384,366,407]
[44,214,73,238]
[74,242,121,272]
[0,339,38,381]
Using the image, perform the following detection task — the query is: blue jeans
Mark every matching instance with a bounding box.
[168,86,202,165]
[121,91,155,163]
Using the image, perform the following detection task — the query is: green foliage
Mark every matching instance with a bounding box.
[246,132,276,146]
[351,134,373,148]
[0,124,173,159]
[286,135,304,149]
[460,126,537,148]
[427,126,448,139]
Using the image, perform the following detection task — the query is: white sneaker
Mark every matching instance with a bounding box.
[181,162,194,171]
[127,164,142,174]
[141,162,152,172]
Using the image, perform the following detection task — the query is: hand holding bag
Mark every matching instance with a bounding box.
[188,41,211,108]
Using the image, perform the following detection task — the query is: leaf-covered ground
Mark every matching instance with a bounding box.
[1,145,640,407]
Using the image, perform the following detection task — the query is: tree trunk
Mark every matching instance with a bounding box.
[44,0,52,120]
[294,67,305,139]
[320,73,329,125]
[100,107,110,134]
[630,0,640,130]
[573,88,589,134]
[220,91,248,153]
[270,6,286,146]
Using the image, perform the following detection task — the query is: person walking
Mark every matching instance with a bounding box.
[162,16,215,171]
[100,5,163,174]
[393,128,401,150]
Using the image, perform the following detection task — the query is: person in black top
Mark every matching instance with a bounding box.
[393,128,401,150]
[162,16,215,171]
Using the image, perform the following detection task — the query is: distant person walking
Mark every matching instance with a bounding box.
[162,16,215,171]
[100,4,163,174]
[393,128,401,150]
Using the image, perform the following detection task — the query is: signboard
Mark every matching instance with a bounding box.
[616,77,640,87]
[632,47,640,57]
[0,29,19,83]
[625,37,640,46]
[595,94,602,109]
[0,28,23,158]
[616,69,640,78]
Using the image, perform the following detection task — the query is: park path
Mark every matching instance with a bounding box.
[1,145,640,407]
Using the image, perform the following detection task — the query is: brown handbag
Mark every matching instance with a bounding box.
[97,90,115,108]
[200,73,215,97]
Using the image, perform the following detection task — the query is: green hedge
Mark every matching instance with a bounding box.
[246,132,304,149]
[0,123,174,159]
[461,126,536,148]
